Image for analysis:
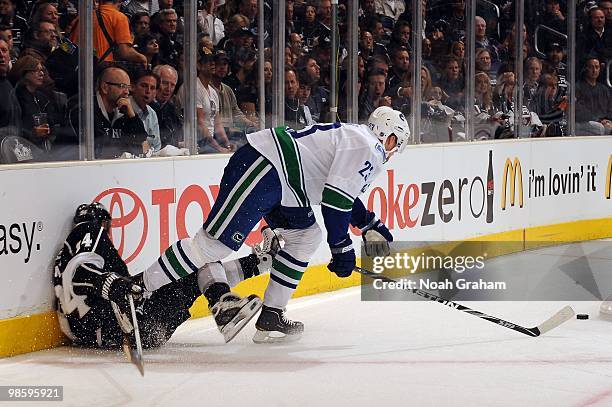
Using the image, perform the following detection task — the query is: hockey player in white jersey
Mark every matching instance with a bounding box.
[141,106,410,343]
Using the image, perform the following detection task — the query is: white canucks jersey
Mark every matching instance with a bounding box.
[246,123,386,212]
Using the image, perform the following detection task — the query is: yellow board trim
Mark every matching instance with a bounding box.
[2,217,612,358]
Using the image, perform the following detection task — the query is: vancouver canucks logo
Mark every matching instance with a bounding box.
[232,232,244,243]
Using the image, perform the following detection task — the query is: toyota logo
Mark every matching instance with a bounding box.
[94,188,148,264]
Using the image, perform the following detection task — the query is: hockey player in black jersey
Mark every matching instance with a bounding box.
[54,202,280,349]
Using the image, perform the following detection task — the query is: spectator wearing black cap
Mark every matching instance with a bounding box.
[210,50,257,148]
[223,46,257,106]
[224,27,255,58]
[181,48,233,154]
[543,42,567,76]
[217,13,249,52]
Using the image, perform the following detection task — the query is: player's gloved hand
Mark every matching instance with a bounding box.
[101,273,144,306]
[361,218,393,257]
[327,235,356,278]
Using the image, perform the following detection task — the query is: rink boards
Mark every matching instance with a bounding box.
[1,136,612,356]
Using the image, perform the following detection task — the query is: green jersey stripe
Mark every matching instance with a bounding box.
[272,258,304,281]
[273,127,308,206]
[164,246,190,279]
[208,158,270,236]
[322,186,354,211]
[324,183,354,202]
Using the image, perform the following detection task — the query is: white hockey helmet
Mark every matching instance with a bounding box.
[367,106,411,156]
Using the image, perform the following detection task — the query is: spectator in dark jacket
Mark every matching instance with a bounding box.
[0,0,28,51]
[9,55,66,152]
[578,7,612,63]
[575,57,612,135]
[94,66,147,158]
[151,64,183,148]
[0,38,19,130]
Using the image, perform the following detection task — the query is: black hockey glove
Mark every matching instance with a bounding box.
[101,273,144,308]
[361,217,393,257]
[327,235,356,278]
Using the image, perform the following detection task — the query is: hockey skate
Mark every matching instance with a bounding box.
[210,292,262,342]
[252,305,304,344]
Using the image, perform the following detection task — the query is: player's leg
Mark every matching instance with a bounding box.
[253,208,322,343]
[142,144,282,341]
[132,232,281,349]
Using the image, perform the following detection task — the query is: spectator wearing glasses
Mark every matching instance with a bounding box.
[20,20,56,61]
[152,64,183,148]
[94,66,148,158]
[9,55,66,154]
[19,20,57,92]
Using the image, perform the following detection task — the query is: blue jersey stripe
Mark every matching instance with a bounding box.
[289,122,342,139]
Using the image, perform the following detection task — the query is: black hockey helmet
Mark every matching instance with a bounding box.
[74,202,111,226]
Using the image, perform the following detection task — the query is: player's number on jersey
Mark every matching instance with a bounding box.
[76,233,93,252]
[359,161,374,181]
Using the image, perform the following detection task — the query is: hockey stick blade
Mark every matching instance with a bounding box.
[355,266,575,337]
[120,295,145,376]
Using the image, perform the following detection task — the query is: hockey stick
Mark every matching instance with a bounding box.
[355,266,575,337]
[121,294,144,376]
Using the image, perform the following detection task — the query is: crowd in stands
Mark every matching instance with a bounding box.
[0,0,609,162]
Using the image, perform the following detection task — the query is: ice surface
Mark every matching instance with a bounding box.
[2,244,612,407]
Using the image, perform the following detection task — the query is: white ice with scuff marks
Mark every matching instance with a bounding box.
[2,244,612,407]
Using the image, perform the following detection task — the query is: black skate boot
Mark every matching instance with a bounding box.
[210,292,262,343]
[253,305,304,343]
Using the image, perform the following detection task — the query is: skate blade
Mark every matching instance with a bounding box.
[252,329,303,344]
[220,296,263,343]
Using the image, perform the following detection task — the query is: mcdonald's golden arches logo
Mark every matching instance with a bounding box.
[501,157,524,210]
